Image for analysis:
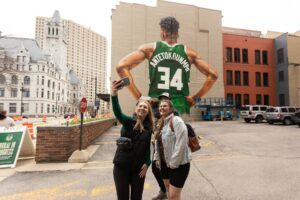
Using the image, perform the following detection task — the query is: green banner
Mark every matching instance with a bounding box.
[0,131,23,168]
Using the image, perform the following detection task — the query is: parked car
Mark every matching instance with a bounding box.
[266,106,298,125]
[291,110,300,127]
[240,105,270,123]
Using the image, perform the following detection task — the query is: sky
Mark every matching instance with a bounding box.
[1,0,300,39]
[1,0,300,85]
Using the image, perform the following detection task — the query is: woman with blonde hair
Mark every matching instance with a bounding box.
[111,80,154,200]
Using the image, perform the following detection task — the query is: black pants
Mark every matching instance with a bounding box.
[151,160,166,193]
[113,165,145,200]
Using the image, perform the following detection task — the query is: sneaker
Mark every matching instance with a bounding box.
[152,190,167,200]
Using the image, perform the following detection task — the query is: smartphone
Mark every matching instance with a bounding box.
[116,77,130,89]
[120,77,130,87]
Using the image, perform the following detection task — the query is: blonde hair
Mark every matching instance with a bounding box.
[134,100,154,133]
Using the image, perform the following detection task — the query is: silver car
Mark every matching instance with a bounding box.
[266,106,297,125]
[240,105,270,123]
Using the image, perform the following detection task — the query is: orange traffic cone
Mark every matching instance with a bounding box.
[27,123,35,139]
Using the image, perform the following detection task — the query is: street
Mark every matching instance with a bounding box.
[0,120,300,200]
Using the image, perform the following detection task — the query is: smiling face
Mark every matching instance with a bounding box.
[159,101,173,118]
[135,101,149,118]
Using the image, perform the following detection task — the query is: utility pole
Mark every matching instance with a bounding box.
[20,82,24,116]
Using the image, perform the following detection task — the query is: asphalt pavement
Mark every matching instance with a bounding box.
[0,120,300,200]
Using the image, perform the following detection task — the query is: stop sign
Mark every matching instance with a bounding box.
[79,98,87,113]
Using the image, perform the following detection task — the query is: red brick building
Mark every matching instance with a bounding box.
[223,28,276,108]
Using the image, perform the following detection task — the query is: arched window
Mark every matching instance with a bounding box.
[24,76,30,85]
[48,27,51,35]
[11,75,18,84]
[0,75,6,84]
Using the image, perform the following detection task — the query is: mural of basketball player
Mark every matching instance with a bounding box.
[116,16,218,114]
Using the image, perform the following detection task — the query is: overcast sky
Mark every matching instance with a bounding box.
[1,0,300,39]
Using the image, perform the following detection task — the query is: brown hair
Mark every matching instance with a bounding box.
[133,100,154,133]
[0,110,7,120]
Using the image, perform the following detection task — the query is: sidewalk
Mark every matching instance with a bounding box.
[0,144,100,183]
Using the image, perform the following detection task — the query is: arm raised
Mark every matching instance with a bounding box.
[185,48,218,106]
[116,43,154,100]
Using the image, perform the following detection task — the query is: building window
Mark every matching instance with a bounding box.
[23,89,30,97]
[0,88,5,97]
[41,103,44,113]
[235,93,242,108]
[243,71,249,86]
[42,76,44,85]
[256,94,262,105]
[255,50,261,64]
[226,47,232,62]
[37,89,39,98]
[41,89,44,98]
[264,95,269,105]
[234,48,240,62]
[263,73,269,87]
[277,48,284,64]
[9,103,17,113]
[23,103,29,112]
[47,104,50,113]
[226,70,233,85]
[11,75,18,84]
[262,51,268,65]
[11,88,17,97]
[242,49,248,63]
[0,75,5,84]
[24,76,30,85]
[48,80,51,88]
[52,82,55,89]
[0,103,3,111]
[234,71,241,85]
[47,91,50,99]
[226,93,234,105]
[243,94,250,105]
[278,71,284,82]
[255,72,261,86]
[279,93,285,107]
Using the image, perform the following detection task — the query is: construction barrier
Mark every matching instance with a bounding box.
[21,122,35,139]
[42,116,47,123]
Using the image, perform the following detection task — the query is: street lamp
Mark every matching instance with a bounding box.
[20,82,24,116]
[92,77,98,117]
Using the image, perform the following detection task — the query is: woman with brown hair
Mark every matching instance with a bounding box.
[154,99,191,200]
[111,80,154,200]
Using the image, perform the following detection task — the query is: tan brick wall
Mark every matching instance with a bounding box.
[35,119,116,162]
[111,0,224,116]
[287,35,300,106]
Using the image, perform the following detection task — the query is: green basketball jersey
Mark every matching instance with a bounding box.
[148,41,191,98]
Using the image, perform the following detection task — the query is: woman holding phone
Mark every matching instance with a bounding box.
[111,79,154,200]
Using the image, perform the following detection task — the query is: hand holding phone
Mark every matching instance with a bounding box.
[116,77,130,89]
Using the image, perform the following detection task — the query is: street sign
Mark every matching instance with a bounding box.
[79,97,87,113]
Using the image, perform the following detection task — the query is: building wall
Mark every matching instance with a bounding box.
[35,14,107,114]
[111,0,224,114]
[273,33,289,106]
[223,33,276,107]
[287,35,300,106]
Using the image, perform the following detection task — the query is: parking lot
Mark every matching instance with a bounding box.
[0,119,300,200]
